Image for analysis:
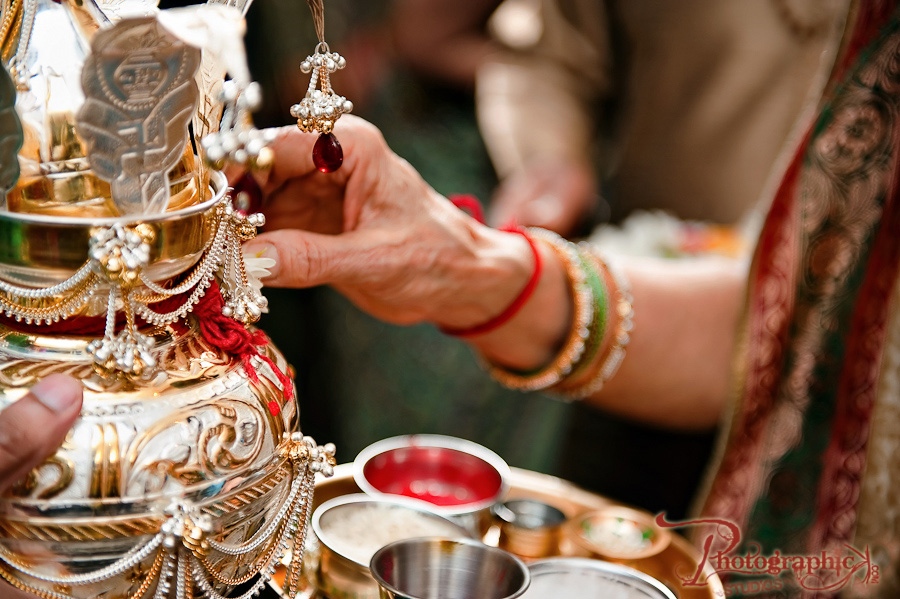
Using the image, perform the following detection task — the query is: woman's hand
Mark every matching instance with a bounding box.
[246,116,742,428]
[247,117,536,332]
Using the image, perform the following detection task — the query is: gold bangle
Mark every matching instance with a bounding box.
[552,248,610,393]
[551,249,611,393]
[561,248,633,399]
[484,228,593,392]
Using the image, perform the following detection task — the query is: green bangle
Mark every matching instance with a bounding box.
[564,249,634,398]
[559,248,609,385]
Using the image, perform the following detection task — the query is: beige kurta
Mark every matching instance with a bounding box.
[477,0,848,224]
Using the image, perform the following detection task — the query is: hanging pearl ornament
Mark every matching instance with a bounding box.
[290,42,352,173]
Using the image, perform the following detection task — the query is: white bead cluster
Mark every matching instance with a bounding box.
[221,287,268,323]
[303,434,337,477]
[300,49,346,73]
[228,204,266,240]
[201,81,277,171]
[85,224,157,376]
[87,327,156,375]
[160,502,192,550]
[220,207,268,324]
[90,224,152,284]
[291,47,353,135]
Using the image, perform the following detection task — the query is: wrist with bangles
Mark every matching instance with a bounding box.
[484,227,595,391]
[484,230,633,397]
[440,196,633,397]
[553,245,633,398]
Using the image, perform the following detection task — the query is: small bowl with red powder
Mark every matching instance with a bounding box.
[353,434,510,534]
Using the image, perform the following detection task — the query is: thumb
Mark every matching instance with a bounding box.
[243,228,370,288]
[0,374,82,495]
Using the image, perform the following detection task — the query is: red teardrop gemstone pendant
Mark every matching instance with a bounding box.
[313,133,343,173]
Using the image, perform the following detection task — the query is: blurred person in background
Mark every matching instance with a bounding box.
[475,0,852,516]
[478,0,849,235]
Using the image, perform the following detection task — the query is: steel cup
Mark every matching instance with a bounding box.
[310,494,472,599]
[370,537,530,599]
[493,499,566,558]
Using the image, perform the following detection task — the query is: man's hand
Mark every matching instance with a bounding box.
[0,374,82,495]
[489,159,598,237]
[0,374,83,599]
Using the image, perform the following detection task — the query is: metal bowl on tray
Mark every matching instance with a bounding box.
[563,506,671,562]
[308,493,473,599]
[521,558,676,599]
[354,434,510,534]
[493,498,567,558]
[370,537,530,599]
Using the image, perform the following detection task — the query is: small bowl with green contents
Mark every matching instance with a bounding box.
[564,506,670,562]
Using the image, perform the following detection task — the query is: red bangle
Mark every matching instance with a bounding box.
[440,227,543,337]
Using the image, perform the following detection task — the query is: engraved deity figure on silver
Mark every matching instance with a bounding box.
[0,1,333,598]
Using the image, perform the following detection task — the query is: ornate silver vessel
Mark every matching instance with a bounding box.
[0,2,333,598]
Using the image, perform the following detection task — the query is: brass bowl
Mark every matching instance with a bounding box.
[0,170,223,287]
[493,498,566,559]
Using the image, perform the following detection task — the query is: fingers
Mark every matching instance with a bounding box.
[243,228,370,288]
[263,116,388,195]
[486,194,522,229]
[0,374,82,495]
[521,194,569,229]
[488,171,545,228]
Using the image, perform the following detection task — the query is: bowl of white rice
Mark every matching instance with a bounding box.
[310,494,473,599]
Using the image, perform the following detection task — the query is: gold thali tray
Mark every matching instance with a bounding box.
[274,463,723,599]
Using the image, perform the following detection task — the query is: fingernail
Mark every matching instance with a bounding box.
[30,375,82,413]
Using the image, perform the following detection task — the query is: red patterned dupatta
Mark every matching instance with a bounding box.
[698,0,900,595]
